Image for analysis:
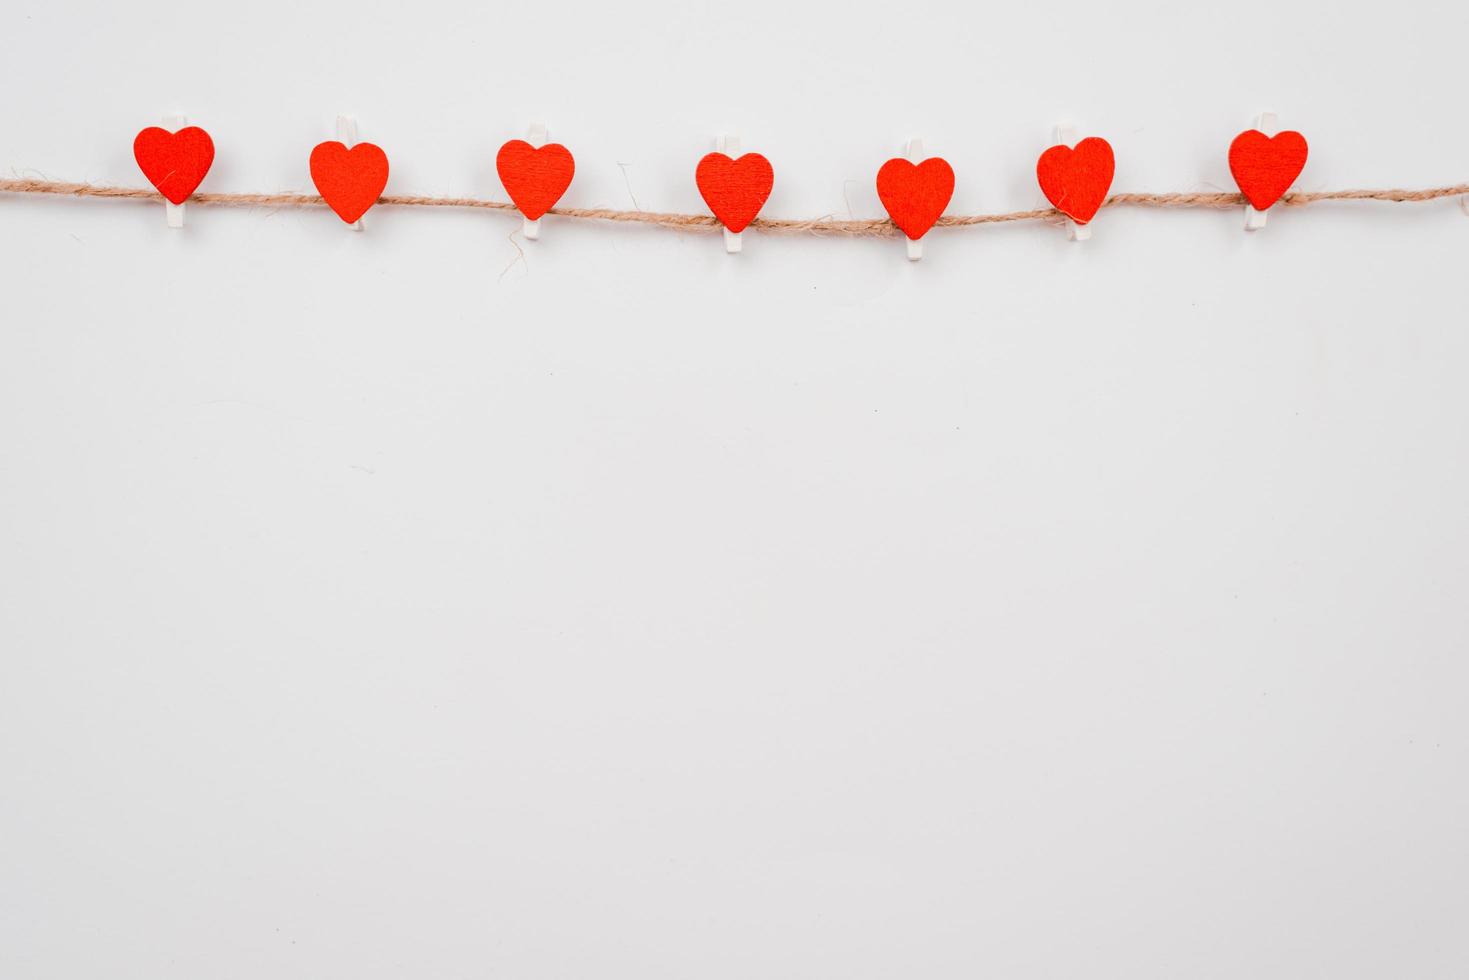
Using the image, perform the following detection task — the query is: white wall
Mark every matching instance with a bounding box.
[2,0,1467,977]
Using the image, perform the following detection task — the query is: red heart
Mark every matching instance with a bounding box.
[1036,137,1115,224]
[133,126,215,205]
[696,152,774,233]
[1229,130,1308,211]
[309,141,389,224]
[876,157,955,240]
[497,140,575,221]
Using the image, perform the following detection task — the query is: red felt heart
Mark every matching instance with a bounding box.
[1229,130,1308,211]
[876,157,955,240]
[133,126,215,205]
[696,152,774,233]
[1036,137,1115,224]
[497,140,575,221]
[309,141,389,224]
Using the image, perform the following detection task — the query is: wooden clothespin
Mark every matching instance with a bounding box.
[521,122,548,240]
[132,118,215,226]
[695,137,775,252]
[336,115,364,231]
[495,125,575,239]
[1244,111,1278,231]
[163,113,188,228]
[308,118,390,228]
[1037,125,1114,239]
[905,138,925,260]
[1053,123,1091,241]
[875,138,955,260]
[716,134,743,253]
[1228,112,1308,231]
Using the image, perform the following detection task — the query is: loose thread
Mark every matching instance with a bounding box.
[1,178,1466,238]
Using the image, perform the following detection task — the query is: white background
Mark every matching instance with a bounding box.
[3,0,1468,977]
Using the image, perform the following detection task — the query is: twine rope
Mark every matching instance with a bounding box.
[2,178,1466,237]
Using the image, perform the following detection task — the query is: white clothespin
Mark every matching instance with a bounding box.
[164,113,187,228]
[1245,110,1278,231]
[336,114,364,231]
[1054,122,1091,241]
[905,137,924,261]
[522,122,548,240]
[717,133,743,254]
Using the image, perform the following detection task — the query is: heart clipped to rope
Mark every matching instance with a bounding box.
[133,126,215,205]
[497,140,575,221]
[309,141,390,224]
[1229,129,1308,211]
[1036,136,1114,224]
[876,157,955,240]
[696,152,774,233]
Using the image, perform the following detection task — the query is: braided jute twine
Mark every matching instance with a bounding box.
[2,177,1467,237]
